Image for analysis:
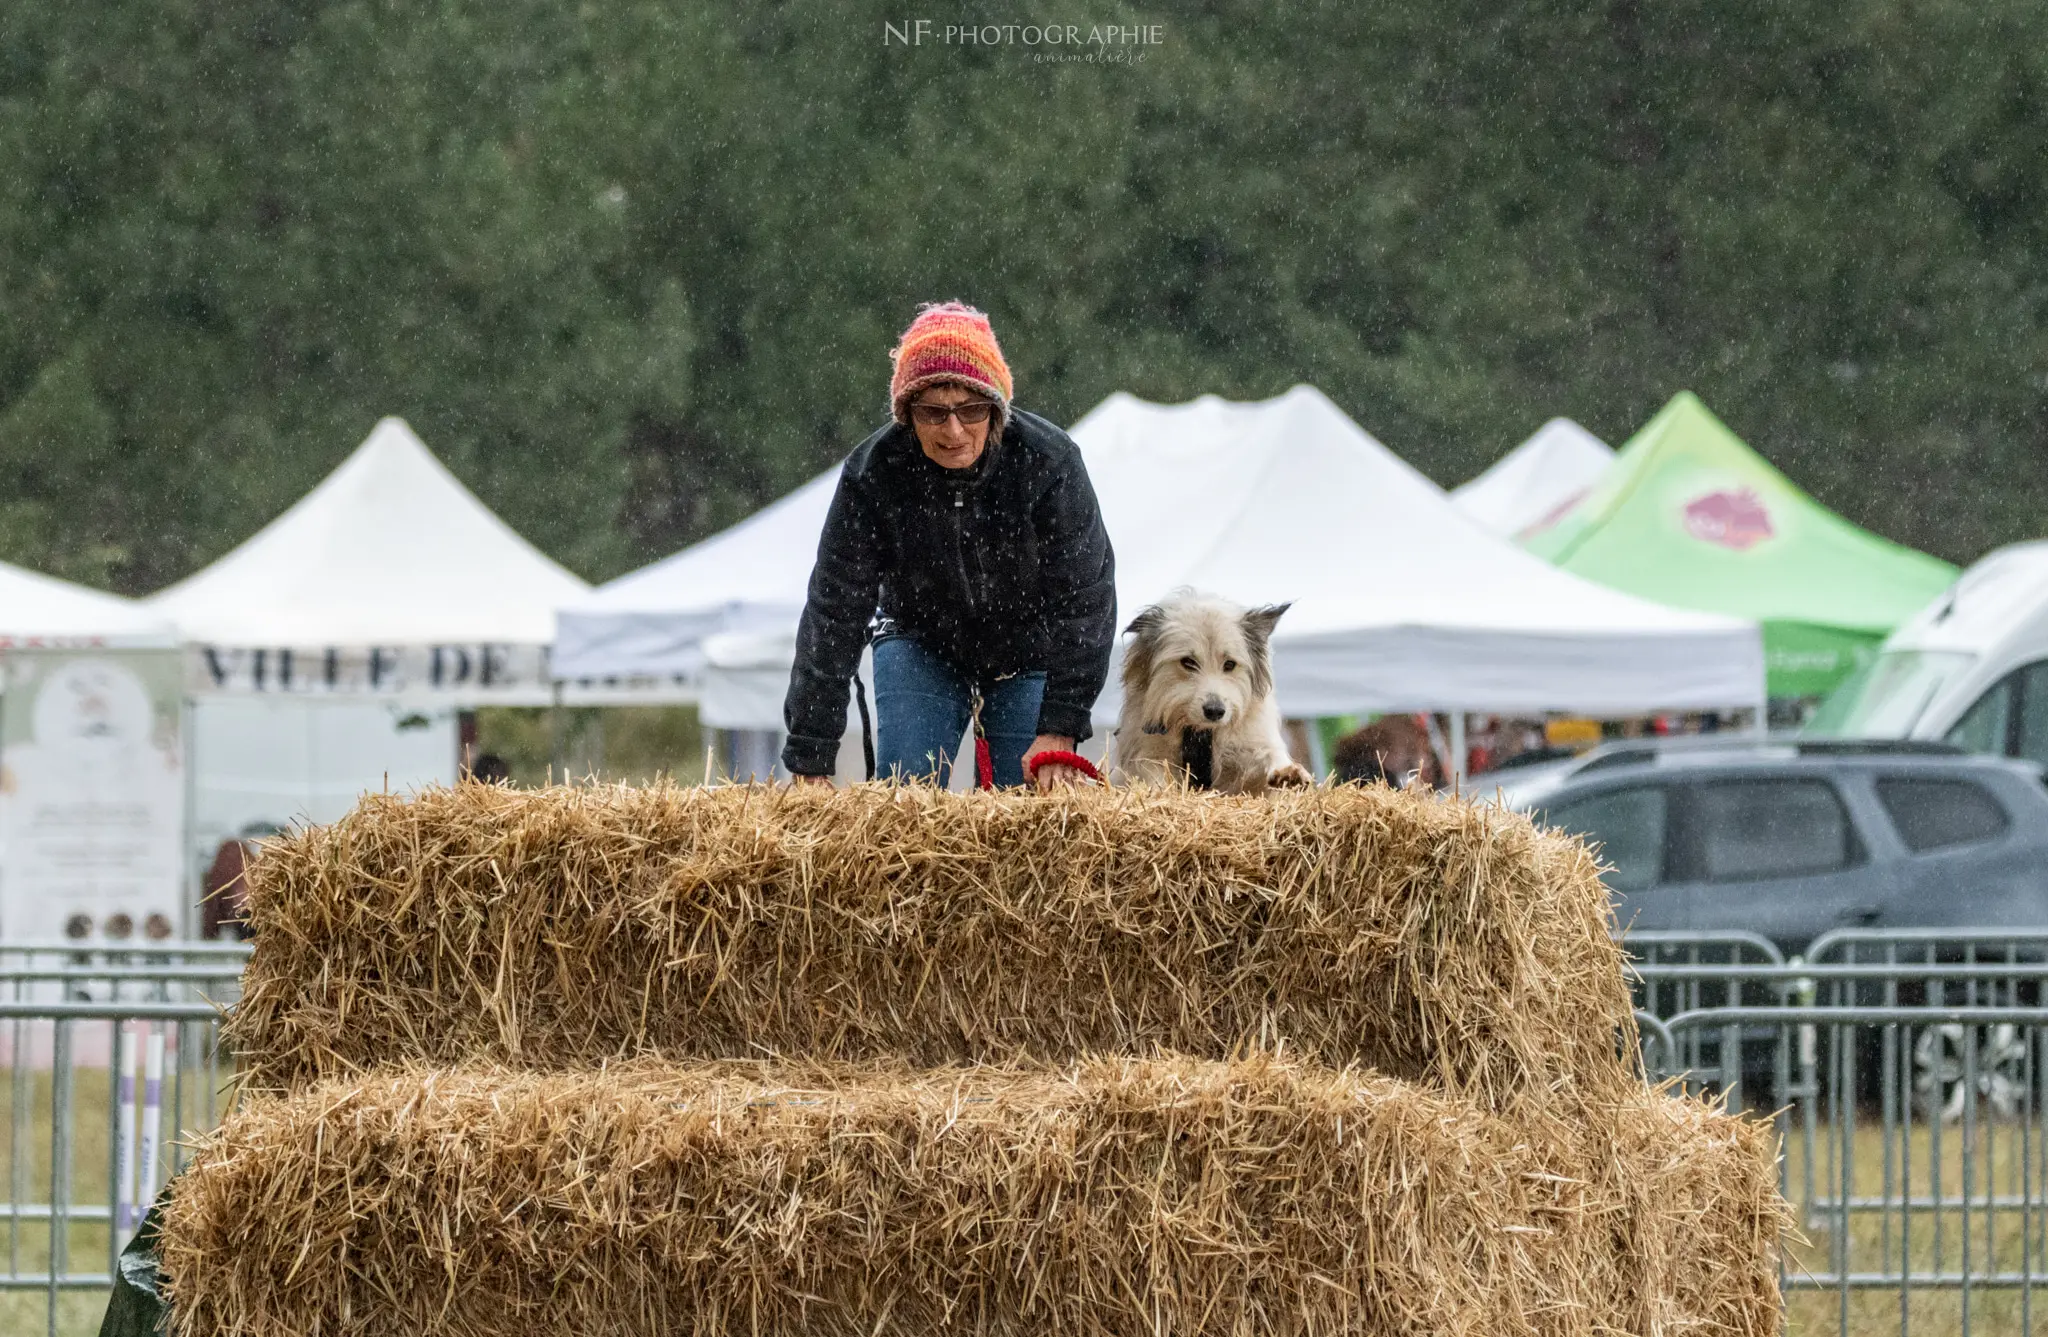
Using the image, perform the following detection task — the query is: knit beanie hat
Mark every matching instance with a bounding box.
[889,302,1013,429]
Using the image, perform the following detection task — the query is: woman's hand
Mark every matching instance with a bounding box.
[1024,735,1083,791]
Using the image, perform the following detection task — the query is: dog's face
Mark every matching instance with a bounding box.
[1122,594,1289,732]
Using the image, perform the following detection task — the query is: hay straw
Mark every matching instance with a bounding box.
[161,1056,1783,1337]
[227,782,1635,1110]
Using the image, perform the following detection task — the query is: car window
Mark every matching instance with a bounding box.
[1875,776,2011,853]
[1696,779,1854,882]
[1947,677,2015,755]
[2018,662,2048,768]
[1546,787,1666,893]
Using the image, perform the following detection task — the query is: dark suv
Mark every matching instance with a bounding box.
[1486,739,2048,955]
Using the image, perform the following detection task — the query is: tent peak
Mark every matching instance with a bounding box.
[353,416,440,466]
[1454,418,1614,538]
[1523,388,1956,693]
[145,416,589,648]
[1642,390,1745,445]
[1087,383,1344,415]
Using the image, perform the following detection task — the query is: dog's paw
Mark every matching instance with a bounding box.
[1267,762,1314,789]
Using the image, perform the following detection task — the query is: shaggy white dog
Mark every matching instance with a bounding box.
[1106,591,1314,794]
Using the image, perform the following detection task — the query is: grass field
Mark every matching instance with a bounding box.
[4,1064,2046,1335]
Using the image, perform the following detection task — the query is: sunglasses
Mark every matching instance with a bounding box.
[910,399,996,427]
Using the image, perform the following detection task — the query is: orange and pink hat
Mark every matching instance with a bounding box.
[889,302,1013,428]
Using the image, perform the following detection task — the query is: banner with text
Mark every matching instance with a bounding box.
[0,650,186,941]
[186,642,552,697]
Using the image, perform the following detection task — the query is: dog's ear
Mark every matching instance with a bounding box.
[1240,603,1290,652]
[1240,602,1289,696]
[1120,604,1166,697]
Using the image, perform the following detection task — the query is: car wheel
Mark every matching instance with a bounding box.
[1913,1023,2029,1123]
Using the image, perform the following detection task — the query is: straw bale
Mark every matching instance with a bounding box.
[160,1057,1784,1337]
[1600,1092,1788,1336]
[227,782,1634,1108]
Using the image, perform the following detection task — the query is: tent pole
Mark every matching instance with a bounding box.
[549,680,566,784]
[180,691,197,941]
[1448,712,1467,792]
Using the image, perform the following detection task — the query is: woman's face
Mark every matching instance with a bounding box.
[910,383,994,470]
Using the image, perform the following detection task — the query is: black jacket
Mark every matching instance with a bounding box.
[781,409,1116,776]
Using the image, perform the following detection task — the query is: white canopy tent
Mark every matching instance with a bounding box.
[145,417,602,861]
[556,386,1764,739]
[0,563,172,648]
[1451,417,1613,539]
[554,464,842,685]
[1071,387,1758,721]
[149,417,592,702]
[698,628,807,732]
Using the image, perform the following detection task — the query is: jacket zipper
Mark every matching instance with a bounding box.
[951,489,978,615]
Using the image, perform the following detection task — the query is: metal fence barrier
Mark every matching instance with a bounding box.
[1629,931,2048,1336]
[0,941,250,1012]
[0,942,253,963]
[0,1002,229,1337]
[0,940,244,1337]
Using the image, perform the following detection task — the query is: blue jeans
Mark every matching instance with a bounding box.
[873,635,1046,788]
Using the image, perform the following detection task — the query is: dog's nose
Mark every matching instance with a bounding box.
[1202,698,1226,722]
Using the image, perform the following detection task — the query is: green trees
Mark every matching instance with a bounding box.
[0,0,2041,591]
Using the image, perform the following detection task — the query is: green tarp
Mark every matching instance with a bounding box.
[1523,392,1956,698]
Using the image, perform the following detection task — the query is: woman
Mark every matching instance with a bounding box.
[782,302,1116,790]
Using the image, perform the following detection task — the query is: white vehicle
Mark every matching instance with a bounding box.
[1808,541,2048,766]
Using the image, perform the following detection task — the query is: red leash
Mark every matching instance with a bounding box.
[969,685,1103,789]
[1023,749,1102,785]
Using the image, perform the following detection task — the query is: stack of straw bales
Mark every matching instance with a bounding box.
[163,783,1786,1336]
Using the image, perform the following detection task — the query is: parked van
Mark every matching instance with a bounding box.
[1807,541,2048,767]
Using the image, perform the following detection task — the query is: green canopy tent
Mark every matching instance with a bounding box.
[1523,392,1956,698]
